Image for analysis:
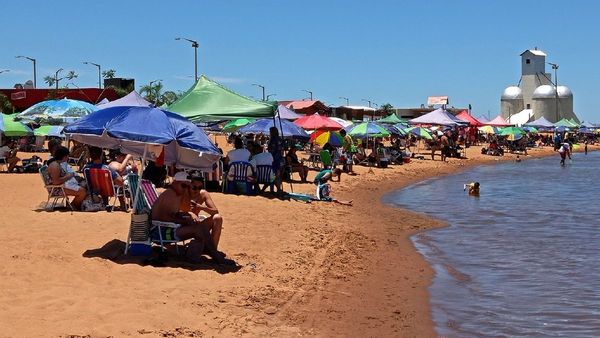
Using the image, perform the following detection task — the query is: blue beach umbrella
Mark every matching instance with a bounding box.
[17,98,97,124]
[64,105,221,169]
[238,118,310,140]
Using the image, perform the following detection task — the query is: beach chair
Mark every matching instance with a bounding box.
[39,165,73,211]
[84,168,124,209]
[255,165,275,193]
[376,147,390,168]
[224,161,255,195]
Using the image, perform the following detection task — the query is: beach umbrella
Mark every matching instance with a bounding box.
[478,125,499,134]
[17,98,98,124]
[0,113,34,136]
[293,113,342,130]
[555,126,570,132]
[34,125,65,137]
[237,118,309,140]
[405,126,433,140]
[522,126,538,133]
[329,117,353,128]
[222,118,255,133]
[64,105,221,169]
[578,127,594,134]
[347,122,390,138]
[310,130,344,147]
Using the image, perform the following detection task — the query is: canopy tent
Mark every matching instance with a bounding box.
[64,106,221,169]
[237,118,309,140]
[477,115,490,123]
[377,113,405,124]
[168,75,276,122]
[0,113,33,136]
[555,118,578,128]
[580,121,596,128]
[276,105,303,120]
[294,113,342,130]
[524,116,555,128]
[455,110,483,126]
[96,90,152,109]
[97,98,109,105]
[34,125,64,137]
[486,115,512,127]
[506,109,534,126]
[409,108,468,126]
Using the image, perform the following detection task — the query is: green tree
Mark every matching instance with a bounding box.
[139,81,163,105]
[102,69,116,79]
[43,71,78,88]
[380,103,394,114]
[0,93,14,113]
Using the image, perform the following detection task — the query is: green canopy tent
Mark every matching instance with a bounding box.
[377,113,406,124]
[555,118,578,128]
[0,113,33,137]
[168,75,276,122]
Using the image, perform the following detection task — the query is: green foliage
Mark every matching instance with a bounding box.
[380,103,394,114]
[44,71,78,88]
[0,93,14,113]
[102,69,116,79]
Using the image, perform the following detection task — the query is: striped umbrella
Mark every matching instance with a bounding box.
[310,130,344,147]
[404,126,433,140]
[222,118,255,132]
[347,122,390,138]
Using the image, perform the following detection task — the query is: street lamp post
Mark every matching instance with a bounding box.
[252,83,265,101]
[55,68,64,90]
[266,93,277,101]
[16,55,36,88]
[83,61,102,89]
[361,98,372,108]
[548,62,559,122]
[175,37,199,82]
[339,96,349,105]
[302,89,313,100]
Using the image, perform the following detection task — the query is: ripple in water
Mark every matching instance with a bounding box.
[384,152,600,337]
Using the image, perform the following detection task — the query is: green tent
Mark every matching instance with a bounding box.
[377,113,405,124]
[168,75,276,122]
[0,113,33,137]
[555,118,578,128]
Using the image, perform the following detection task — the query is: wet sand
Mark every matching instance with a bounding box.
[0,142,594,337]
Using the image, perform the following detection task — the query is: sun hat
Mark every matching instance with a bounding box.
[173,172,191,183]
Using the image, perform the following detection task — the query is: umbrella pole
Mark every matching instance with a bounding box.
[132,145,148,214]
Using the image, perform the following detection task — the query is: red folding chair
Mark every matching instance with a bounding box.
[84,168,123,209]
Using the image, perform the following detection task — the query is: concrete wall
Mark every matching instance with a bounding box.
[501,98,524,120]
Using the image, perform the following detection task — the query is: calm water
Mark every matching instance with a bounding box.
[384,152,600,337]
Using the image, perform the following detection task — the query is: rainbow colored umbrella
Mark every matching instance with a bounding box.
[222,118,255,132]
[310,130,344,147]
[347,122,390,138]
[478,125,499,134]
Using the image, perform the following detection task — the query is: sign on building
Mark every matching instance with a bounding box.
[427,96,449,105]
[11,91,26,100]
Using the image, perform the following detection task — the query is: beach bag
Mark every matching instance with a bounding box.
[81,195,105,212]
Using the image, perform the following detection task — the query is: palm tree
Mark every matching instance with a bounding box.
[140,81,163,105]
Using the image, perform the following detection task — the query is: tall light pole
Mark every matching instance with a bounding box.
[547,62,559,122]
[302,89,313,100]
[55,68,64,90]
[83,61,102,89]
[361,98,372,108]
[16,55,36,88]
[175,37,199,82]
[339,96,349,105]
[252,83,265,101]
[266,93,277,101]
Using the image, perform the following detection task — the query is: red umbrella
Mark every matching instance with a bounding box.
[293,113,342,130]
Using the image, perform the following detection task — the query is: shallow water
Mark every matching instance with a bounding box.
[384,152,600,337]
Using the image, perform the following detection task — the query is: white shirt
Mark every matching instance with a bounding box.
[227,148,251,163]
[250,152,274,169]
[0,146,10,158]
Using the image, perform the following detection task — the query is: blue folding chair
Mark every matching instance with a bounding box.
[255,165,275,193]
[225,161,255,195]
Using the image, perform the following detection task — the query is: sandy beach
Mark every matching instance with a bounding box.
[0,143,595,338]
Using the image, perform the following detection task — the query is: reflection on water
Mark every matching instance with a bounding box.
[384,152,600,337]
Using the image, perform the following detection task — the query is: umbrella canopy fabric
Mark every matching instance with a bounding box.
[222,118,255,133]
[168,75,276,122]
[329,117,353,128]
[524,116,554,128]
[96,90,152,109]
[486,115,512,127]
[455,110,483,126]
[64,106,221,169]
[17,98,97,124]
[276,105,303,120]
[238,118,309,140]
[478,125,499,134]
[347,122,390,138]
[294,113,342,131]
[578,127,594,134]
[377,113,404,124]
[0,114,33,136]
[34,125,65,137]
[310,130,343,147]
[555,118,578,128]
[405,126,433,140]
[409,108,468,126]
[499,127,525,140]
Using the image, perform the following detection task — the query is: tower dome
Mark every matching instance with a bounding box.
[557,85,573,98]
[501,86,523,100]
[532,85,556,99]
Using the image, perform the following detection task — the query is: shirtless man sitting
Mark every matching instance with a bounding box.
[181,174,223,252]
[151,172,228,265]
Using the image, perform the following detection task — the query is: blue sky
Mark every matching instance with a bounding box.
[1,0,598,121]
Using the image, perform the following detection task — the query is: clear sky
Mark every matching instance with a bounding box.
[1,0,598,121]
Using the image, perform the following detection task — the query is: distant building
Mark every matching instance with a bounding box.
[501,48,577,124]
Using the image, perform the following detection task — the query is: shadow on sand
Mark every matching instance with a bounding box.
[83,239,241,274]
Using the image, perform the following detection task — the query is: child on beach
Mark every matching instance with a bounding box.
[464,182,480,196]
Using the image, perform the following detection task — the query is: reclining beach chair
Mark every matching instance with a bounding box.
[84,168,124,210]
[255,165,275,193]
[39,165,73,211]
[224,161,255,195]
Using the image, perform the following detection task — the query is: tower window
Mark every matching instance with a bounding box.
[526,104,531,109]
[526,59,531,64]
